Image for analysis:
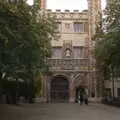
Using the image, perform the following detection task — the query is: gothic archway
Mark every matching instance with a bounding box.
[50,75,69,102]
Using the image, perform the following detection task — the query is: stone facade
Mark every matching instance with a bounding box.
[41,0,46,9]
[40,0,101,102]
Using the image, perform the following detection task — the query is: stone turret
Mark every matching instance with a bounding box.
[41,0,46,9]
[87,0,101,37]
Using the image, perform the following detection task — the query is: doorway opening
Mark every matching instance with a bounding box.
[50,75,69,102]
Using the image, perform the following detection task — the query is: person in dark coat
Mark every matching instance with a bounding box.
[84,92,88,105]
[80,92,84,105]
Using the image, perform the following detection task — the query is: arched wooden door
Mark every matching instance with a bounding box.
[51,76,69,102]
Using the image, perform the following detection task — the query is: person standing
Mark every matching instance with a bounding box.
[80,92,84,105]
[78,95,81,104]
[84,92,88,105]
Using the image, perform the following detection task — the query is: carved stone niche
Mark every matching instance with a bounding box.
[63,40,73,58]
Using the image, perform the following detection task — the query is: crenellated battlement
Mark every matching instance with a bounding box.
[46,9,88,20]
[46,9,88,13]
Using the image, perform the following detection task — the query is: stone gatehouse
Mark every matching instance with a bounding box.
[40,0,101,102]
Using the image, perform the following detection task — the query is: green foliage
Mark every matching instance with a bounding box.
[94,0,120,79]
[0,0,56,103]
[34,72,42,97]
[0,0,56,77]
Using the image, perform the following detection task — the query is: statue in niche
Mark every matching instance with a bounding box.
[65,49,71,57]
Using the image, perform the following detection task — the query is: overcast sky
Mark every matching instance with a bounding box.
[47,0,106,11]
[27,0,106,11]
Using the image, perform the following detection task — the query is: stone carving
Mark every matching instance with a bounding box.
[61,59,73,70]
[65,49,71,57]
[47,11,88,20]
[71,73,88,87]
[47,58,89,71]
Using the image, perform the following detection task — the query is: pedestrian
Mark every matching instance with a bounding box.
[78,95,81,104]
[84,92,88,105]
[80,92,84,105]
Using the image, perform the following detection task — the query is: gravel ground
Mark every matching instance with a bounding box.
[0,103,120,120]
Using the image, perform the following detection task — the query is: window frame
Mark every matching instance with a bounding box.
[73,22,84,33]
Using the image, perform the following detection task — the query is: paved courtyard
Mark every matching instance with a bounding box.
[0,103,120,120]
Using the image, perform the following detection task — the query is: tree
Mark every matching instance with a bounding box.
[94,0,120,97]
[0,0,56,103]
